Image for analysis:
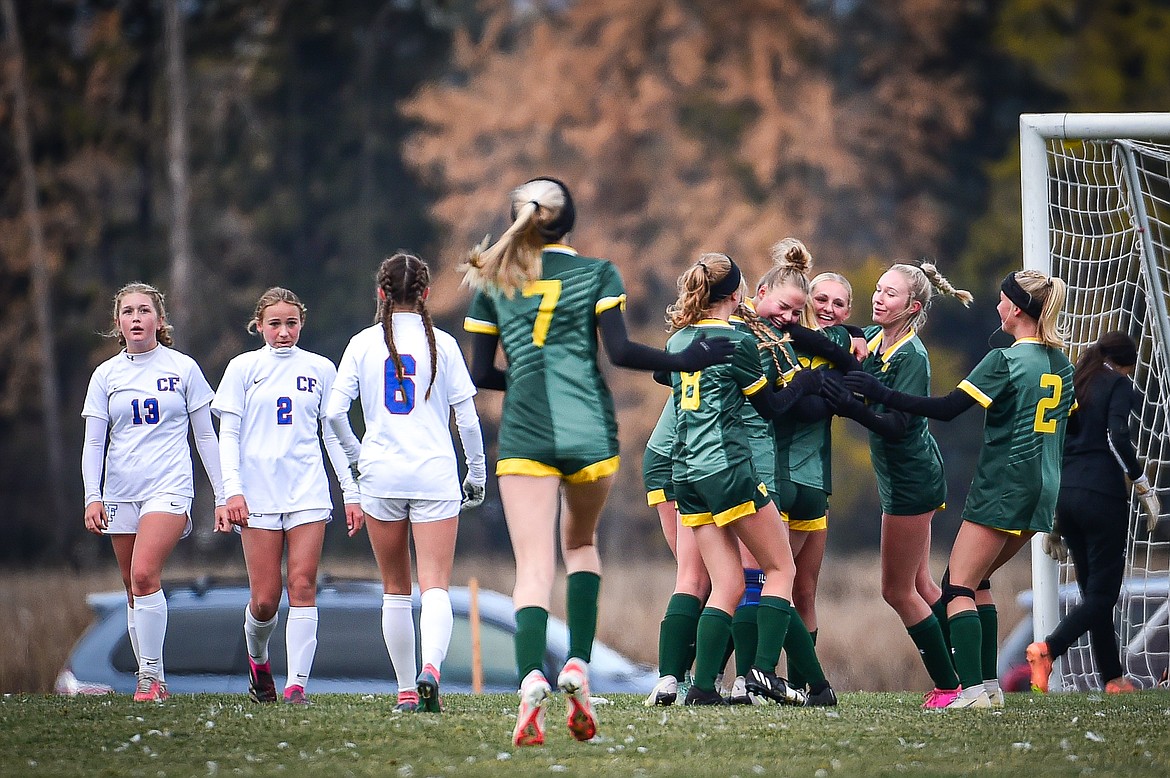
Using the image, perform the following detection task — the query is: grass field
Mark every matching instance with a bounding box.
[2,691,1168,777]
[0,553,1034,694]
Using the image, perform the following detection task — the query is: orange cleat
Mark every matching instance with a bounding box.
[1025,641,1053,693]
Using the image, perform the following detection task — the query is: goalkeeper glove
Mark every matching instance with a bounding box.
[1041,532,1068,563]
[1133,475,1161,533]
[461,475,486,510]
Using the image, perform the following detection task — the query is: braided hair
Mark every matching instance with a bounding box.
[886,261,973,333]
[736,302,802,385]
[376,252,438,401]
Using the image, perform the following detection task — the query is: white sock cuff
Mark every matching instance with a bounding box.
[135,589,166,609]
[420,587,450,607]
[245,605,278,628]
[287,606,318,621]
[382,594,412,610]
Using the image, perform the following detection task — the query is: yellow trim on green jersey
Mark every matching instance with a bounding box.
[564,455,621,484]
[646,488,667,506]
[595,294,627,315]
[742,375,768,396]
[696,318,735,329]
[958,379,993,408]
[787,516,827,532]
[867,328,919,371]
[463,317,499,336]
[543,243,577,255]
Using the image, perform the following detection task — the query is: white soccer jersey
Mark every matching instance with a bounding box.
[81,345,215,502]
[327,315,476,500]
[212,345,338,513]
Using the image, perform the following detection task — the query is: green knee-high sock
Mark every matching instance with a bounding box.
[787,628,816,689]
[930,597,951,652]
[977,604,998,683]
[908,614,960,690]
[783,610,826,688]
[693,607,734,692]
[515,606,548,680]
[658,593,702,679]
[731,605,759,678]
[566,571,600,662]
[752,596,793,672]
[948,610,983,689]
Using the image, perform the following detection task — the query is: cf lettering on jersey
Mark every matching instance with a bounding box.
[156,377,181,392]
[296,376,318,392]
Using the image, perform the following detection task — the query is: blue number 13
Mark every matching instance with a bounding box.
[131,398,160,425]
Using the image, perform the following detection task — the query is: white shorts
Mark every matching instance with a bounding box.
[361,496,460,524]
[238,508,331,533]
[102,495,193,538]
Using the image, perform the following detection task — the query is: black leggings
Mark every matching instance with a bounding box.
[1044,487,1128,685]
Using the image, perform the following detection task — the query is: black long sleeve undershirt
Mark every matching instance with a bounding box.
[880,386,979,421]
[469,332,509,391]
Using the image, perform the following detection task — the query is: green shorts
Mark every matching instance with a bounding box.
[773,480,828,532]
[497,454,620,484]
[642,447,675,506]
[676,463,772,528]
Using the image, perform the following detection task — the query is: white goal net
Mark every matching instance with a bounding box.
[1023,113,1170,691]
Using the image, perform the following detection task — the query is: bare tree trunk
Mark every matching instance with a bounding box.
[164,0,194,343]
[1,0,71,561]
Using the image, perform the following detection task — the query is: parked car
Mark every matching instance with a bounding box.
[998,576,1169,691]
[56,577,658,697]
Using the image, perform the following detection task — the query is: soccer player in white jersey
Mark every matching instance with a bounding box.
[326,252,486,713]
[81,282,227,702]
[213,287,362,705]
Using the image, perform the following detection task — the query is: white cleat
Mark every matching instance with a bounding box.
[644,674,678,707]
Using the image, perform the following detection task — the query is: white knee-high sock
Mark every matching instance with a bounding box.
[244,605,279,665]
[285,606,318,691]
[133,589,167,680]
[381,594,417,692]
[126,603,141,665]
[419,587,452,672]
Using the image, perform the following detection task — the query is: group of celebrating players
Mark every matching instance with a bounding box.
[82,174,1096,747]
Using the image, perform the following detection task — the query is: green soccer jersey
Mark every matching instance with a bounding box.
[956,338,1075,532]
[732,315,781,490]
[668,320,768,484]
[775,323,853,492]
[463,245,626,465]
[861,327,947,515]
[646,397,676,457]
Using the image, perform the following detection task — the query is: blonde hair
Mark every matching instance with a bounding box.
[247,287,306,334]
[736,302,802,386]
[377,252,438,401]
[810,272,854,309]
[460,178,573,297]
[758,240,815,328]
[1011,269,1068,348]
[667,253,736,330]
[885,261,973,332]
[109,282,173,347]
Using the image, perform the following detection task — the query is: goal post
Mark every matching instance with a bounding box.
[1021,112,1170,692]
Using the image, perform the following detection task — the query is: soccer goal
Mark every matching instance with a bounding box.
[1022,112,1170,691]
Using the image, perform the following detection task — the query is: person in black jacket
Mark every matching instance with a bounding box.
[1027,331,1161,693]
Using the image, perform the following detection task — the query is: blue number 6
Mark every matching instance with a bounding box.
[276,396,293,425]
[384,355,416,414]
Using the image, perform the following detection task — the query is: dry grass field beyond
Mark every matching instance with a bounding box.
[0,552,1032,694]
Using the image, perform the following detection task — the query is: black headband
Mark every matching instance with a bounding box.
[1001,272,1044,321]
[709,258,742,303]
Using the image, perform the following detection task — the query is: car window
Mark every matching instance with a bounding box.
[112,607,247,675]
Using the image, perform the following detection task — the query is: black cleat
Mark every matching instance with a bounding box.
[745,667,807,706]
[683,685,728,706]
[805,682,838,707]
[248,658,278,703]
